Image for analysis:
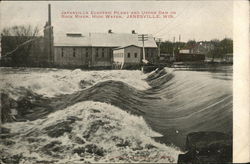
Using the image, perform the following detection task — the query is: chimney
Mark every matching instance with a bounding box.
[132,30,136,34]
[108,29,113,34]
[48,4,51,26]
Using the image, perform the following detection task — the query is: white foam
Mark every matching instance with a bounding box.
[3,101,182,163]
[0,68,150,99]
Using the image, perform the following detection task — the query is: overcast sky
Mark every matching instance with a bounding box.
[0,1,233,42]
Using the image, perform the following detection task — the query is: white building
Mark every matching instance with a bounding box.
[113,45,141,69]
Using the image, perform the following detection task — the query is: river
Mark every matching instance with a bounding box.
[0,66,232,163]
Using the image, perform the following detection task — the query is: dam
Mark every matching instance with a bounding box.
[0,66,232,163]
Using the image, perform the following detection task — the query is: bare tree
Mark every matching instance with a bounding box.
[1,25,40,66]
[2,25,39,37]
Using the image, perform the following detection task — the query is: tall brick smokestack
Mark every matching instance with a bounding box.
[43,3,54,66]
[48,4,51,26]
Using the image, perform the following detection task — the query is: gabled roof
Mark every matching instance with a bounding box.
[113,44,141,50]
[54,33,157,48]
[54,34,91,47]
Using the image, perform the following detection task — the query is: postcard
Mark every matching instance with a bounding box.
[0,1,249,163]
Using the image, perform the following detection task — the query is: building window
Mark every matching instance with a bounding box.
[86,52,88,58]
[102,52,105,58]
[134,53,137,58]
[151,53,154,57]
[127,53,131,58]
[61,48,64,57]
[96,53,98,58]
[73,48,76,57]
[109,49,112,55]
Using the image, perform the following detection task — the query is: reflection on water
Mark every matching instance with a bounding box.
[144,66,232,148]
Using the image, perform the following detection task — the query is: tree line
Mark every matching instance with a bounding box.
[158,38,233,58]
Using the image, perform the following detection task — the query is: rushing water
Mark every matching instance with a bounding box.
[0,66,232,163]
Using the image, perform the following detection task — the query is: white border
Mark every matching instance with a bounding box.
[233,0,250,163]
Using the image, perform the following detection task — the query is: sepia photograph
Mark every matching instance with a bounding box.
[0,0,246,163]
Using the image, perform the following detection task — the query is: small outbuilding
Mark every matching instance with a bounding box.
[113,45,141,69]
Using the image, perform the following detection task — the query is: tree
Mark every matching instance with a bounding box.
[160,41,173,54]
[160,41,185,55]
[186,40,196,49]
[2,25,39,37]
[1,25,40,66]
[208,38,233,62]
[209,39,221,62]
[220,38,233,54]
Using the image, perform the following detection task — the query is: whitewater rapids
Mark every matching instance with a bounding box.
[0,68,150,99]
[0,66,232,163]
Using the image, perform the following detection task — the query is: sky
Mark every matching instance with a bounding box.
[0,1,233,42]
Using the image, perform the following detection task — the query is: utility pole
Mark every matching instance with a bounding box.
[178,34,181,52]
[156,38,162,57]
[173,36,175,61]
[138,34,148,64]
